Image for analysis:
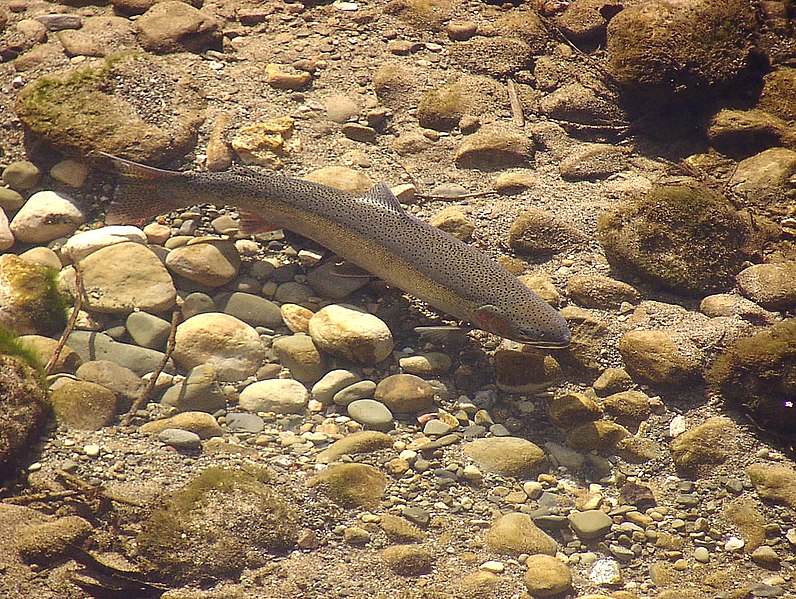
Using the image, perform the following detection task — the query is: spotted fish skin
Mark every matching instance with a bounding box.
[105,157,571,348]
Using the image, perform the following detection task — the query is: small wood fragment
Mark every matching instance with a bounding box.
[507,78,525,128]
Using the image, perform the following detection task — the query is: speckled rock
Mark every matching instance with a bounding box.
[139,411,223,438]
[448,36,533,78]
[670,417,737,473]
[736,262,796,311]
[567,275,641,309]
[728,147,796,214]
[78,242,176,314]
[381,544,434,576]
[61,226,147,263]
[508,209,588,256]
[746,463,796,511]
[599,390,651,430]
[280,303,314,333]
[463,437,547,477]
[417,75,505,132]
[134,0,221,54]
[239,378,308,414]
[486,512,557,556]
[161,364,227,413]
[524,554,573,597]
[308,304,394,365]
[9,190,84,244]
[566,421,631,451]
[455,124,534,170]
[558,306,611,371]
[49,380,117,430]
[548,391,603,429]
[374,374,435,414]
[560,143,629,181]
[174,313,263,381]
[272,334,326,384]
[315,430,393,464]
[307,463,386,508]
[166,239,240,287]
[617,329,702,385]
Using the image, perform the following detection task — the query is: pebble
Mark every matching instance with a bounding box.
[399,352,452,375]
[401,506,431,526]
[216,292,283,327]
[588,558,622,585]
[0,208,13,250]
[265,63,312,90]
[308,304,394,365]
[158,428,202,450]
[173,313,264,382]
[238,378,308,414]
[10,190,85,243]
[83,444,101,458]
[126,311,171,350]
[161,364,227,413]
[568,509,614,540]
[347,399,393,431]
[479,560,504,573]
[2,160,41,190]
[0,187,25,212]
[374,374,435,413]
[333,380,377,406]
[311,369,361,403]
[78,242,176,314]
[49,159,89,187]
[139,411,224,439]
[694,546,710,563]
[523,554,572,596]
[165,239,240,287]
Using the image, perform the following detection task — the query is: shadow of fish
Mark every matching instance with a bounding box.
[101,154,571,349]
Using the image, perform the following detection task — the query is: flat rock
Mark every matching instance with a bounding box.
[79,242,176,314]
[57,15,137,57]
[566,420,631,451]
[311,369,361,404]
[10,190,84,244]
[448,37,532,77]
[165,239,240,287]
[333,380,378,406]
[173,313,264,381]
[699,293,775,323]
[524,554,573,597]
[139,411,223,438]
[347,399,393,431]
[15,516,93,563]
[599,390,652,430]
[486,512,557,555]
[308,304,394,365]
[158,428,202,450]
[126,311,171,350]
[374,374,435,413]
[49,380,117,430]
[736,262,796,311]
[315,430,393,464]
[238,378,308,414]
[463,437,547,477]
[729,147,796,213]
[216,292,282,327]
[670,416,737,473]
[508,209,588,255]
[548,391,602,429]
[455,124,534,170]
[567,275,641,309]
[67,331,170,376]
[306,261,370,299]
[617,329,702,385]
[746,463,796,511]
[307,463,386,508]
[568,509,614,540]
[62,225,146,263]
[592,367,633,396]
[134,0,221,54]
[560,143,629,181]
[75,360,144,411]
[303,167,373,194]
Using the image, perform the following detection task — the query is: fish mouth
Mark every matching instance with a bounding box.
[522,339,572,350]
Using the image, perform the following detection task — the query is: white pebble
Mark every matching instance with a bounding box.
[83,444,101,457]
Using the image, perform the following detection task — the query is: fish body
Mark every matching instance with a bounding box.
[104,155,571,348]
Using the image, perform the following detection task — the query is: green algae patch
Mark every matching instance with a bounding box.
[597,182,757,295]
[0,255,68,336]
[0,327,43,371]
[708,320,796,440]
[137,466,299,585]
[14,52,205,165]
[307,463,387,508]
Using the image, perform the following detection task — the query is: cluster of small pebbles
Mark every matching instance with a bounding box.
[1,0,795,597]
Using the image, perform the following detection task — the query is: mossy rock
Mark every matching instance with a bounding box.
[0,355,47,481]
[307,463,387,508]
[14,52,205,165]
[0,255,68,336]
[137,466,299,584]
[597,182,756,295]
[707,320,796,439]
[417,76,505,131]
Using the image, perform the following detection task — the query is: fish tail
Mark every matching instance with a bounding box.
[99,152,187,226]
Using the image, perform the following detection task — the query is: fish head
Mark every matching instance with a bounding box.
[471,304,572,349]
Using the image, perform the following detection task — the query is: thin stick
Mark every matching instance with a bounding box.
[45,266,84,375]
[121,306,181,426]
[415,190,497,201]
[507,78,525,128]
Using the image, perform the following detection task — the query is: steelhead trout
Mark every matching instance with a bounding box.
[103,154,571,348]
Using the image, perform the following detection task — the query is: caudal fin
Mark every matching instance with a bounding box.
[99,152,185,226]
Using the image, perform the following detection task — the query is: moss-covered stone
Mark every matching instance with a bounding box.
[14,53,205,165]
[306,463,387,508]
[0,355,47,480]
[137,466,298,585]
[597,182,756,295]
[417,76,505,131]
[16,516,93,563]
[707,320,796,439]
[0,255,68,336]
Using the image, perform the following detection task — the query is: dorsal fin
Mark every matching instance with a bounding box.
[358,182,404,213]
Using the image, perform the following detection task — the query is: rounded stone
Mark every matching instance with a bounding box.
[272,334,326,384]
[238,378,308,414]
[523,554,572,597]
[548,391,603,428]
[463,437,547,478]
[281,303,314,333]
[78,241,176,314]
[568,510,614,540]
[165,239,240,287]
[486,512,558,556]
[139,411,223,438]
[311,369,361,404]
[333,380,378,406]
[49,380,117,430]
[399,352,452,376]
[2,161,41,191]
[173,313,264,382]
[74,360,144,411]
[670,416,737,474]
[307,463,386,508]
[61,225,147,263]
[216,292,284,328]
[374,374,435,414]
[617,329,702,385]
[10,190,85,243]
[736,262,796,311]
[161,364,226,413]
[347,399,393,431]
[126,311,171,350]
[308,304,394,365]
[381,544,434,576]
[303,166,373,194]
[158,428,202,450]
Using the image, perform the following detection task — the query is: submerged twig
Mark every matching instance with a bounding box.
[415,190,498,201]
[45,266,84,376]
[507,78,525,128]
[121,306,181,426]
